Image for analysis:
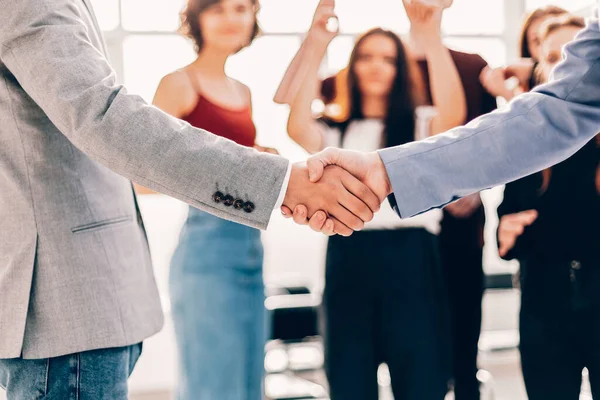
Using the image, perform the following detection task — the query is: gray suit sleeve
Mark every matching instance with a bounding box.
[379,17,600,218]
[0,0,289,230]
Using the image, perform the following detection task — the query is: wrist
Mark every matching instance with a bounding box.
[421,35,444,52]
[283,163,301,207]
[307,29,334,48]
[371,151,392,197]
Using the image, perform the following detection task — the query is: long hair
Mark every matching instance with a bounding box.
[179,0,261,54]
[345,28,423,148]
[518,5,567,58]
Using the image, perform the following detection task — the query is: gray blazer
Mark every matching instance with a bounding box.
[380,12,600,219]
[0,0,289,359]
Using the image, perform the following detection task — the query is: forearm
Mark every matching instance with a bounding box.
[287,33,329,153]
[379,19,600,218]
[425,41,467,134]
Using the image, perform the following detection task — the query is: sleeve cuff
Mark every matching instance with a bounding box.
[273,161,293,210]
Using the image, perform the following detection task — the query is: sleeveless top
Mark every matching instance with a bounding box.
[180,70,256,148]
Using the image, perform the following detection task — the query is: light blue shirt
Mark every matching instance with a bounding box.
[380,9,600,218]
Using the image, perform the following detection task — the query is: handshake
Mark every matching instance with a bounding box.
[281,148,393,236]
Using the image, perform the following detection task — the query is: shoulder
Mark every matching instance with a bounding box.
[157,70,193,93]
[153,69,197,117]
[155,70,196,101]
[231,79,252,104]
[449,49,488,73]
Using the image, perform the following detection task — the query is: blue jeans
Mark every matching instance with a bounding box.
[0,343,142,400]
[169,208,266,400]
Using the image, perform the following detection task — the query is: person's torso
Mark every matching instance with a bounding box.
[517,138,600,265]
[0,0,162,359]
[181,78,256,148]
[178,78,260,247]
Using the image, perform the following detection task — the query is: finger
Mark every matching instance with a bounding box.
[502,221,526,235]
[503,66,517,79]
[498,231,517,257]
[341,171,381,212]
[479,66,491,82]
[329,217,353,237]
[519,209,539,224]
[318,11,337,26]
[337,189,374,223]
[307,148,339,182]
[292,204,309,225]
[308,210,328,232]
[318,0,335,8]
[330,203,364,232]
[506,211,537,227]
[281,205,293,218]
[498,238,513,257]
[321,218,336,236]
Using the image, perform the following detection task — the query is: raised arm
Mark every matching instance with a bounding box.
[286,0,337,154]
[407,3,467,134]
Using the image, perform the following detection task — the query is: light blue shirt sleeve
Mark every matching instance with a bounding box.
[379,15,600,219]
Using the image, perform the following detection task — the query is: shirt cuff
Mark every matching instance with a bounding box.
[274,161,293,210]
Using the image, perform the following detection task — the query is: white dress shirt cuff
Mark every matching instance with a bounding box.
[274,161,293,210]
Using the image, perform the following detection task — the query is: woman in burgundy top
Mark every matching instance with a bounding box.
[151,0,277,399]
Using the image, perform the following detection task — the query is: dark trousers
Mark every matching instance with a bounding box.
[439,210,485,400]
[323,228,450,400]
[519,257,600,400]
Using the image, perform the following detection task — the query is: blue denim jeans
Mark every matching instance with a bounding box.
[0,343,142,400]
[169,208,266,400]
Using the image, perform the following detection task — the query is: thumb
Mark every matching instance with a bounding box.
[498,239,511,257]
[480,66,490,81]
[307,148,339,183]
[280,205,293,218]
[521,209,539,225]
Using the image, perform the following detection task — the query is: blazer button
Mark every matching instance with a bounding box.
[212,191,225,203]
[233,199,244,210]
[223,195,234,207]
[243,201,255,213]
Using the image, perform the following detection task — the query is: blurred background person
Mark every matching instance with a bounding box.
[283,1,468,398]
[496,14,599,400]
[480,5,567,101]
[401,1,498,398]
[149,0,278,398]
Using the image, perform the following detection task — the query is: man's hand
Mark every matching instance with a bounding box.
[504,59,535,92]
[480,66,517,101]
[280,149,391,236]
[498,210,538,257]
[307,148,392,201]
[283,163,381,236]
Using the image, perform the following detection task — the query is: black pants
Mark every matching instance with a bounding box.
[519,257,600,400]
[439,210,485,400]
[323,228,450,400]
